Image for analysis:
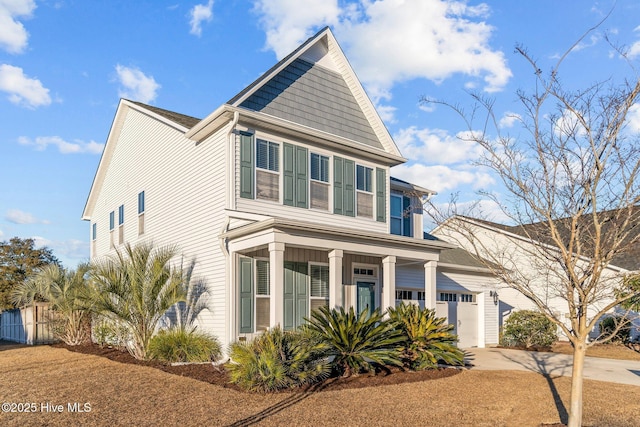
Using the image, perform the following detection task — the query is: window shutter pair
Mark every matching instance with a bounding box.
[283,262,308,331]
[283,143,308,208]
[239,257,254,333]
[333,156,355,217]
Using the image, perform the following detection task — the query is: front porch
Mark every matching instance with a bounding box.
[222,218,454,339]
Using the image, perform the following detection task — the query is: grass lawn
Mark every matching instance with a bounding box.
[1,345,639,426]
[551,341,640,361]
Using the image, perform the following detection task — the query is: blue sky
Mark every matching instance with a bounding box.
[1,0,639,267]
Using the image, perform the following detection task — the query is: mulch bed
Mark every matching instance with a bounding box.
[52,342,462,393]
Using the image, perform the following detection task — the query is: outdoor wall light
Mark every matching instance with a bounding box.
[490,290,499,305]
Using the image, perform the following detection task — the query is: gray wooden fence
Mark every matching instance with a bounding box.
[0,303,57,345]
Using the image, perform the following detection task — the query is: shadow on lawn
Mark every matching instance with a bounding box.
[227,381,331,427]
[500,351,571,425]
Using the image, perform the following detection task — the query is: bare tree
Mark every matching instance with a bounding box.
[424,24,640,427]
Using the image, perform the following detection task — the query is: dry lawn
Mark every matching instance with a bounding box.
[551,341,640,361]
[1,345,639,427]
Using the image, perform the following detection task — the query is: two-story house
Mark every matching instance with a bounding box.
[82,27,499,349]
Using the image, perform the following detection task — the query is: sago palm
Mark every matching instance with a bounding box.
[11,263,93,345]
[305,306,404,377]
[388,302,464,370]
[90,242,188,360]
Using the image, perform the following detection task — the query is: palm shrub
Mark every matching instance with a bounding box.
[305,306,404,377]
[90,242,188,360]
[148,328,222,363]
[11,263,93,345]
[388,303,464,370]
[501,310,557,349]
[228,326,330,392]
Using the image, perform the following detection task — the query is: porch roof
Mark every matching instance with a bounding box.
[221,217,455,261]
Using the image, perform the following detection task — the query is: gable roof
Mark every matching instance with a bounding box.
[225,27,402,158]
[423,232,494,272]
[128,101,200,128]
[447,210,640,271]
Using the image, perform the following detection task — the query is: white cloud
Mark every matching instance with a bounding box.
[115,64,160,104]
[254,0,511,101]
[18,136,104,154]
[394,126,483,165]
[499,111,521,128]
[627,103,640,133]
[628,26,640,59]
[5,209,48,225]
[0,228,4,238]
[0,0,35,54]
[392,163,494,193]
[254,0,340,58]
[376,104,396,123]
[30,236,89,267]
[189,0,214,36]
[0,64,51,108]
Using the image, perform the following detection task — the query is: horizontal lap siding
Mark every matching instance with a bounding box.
[91,109,229,344]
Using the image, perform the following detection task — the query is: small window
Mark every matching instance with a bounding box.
[256,139,279,172]
[92,223,97,241]
[255,259,270,332]
[118,204,124,245]
[396,290,412,300]
[310,264,329,312]
[391,194,412,237]
[310,153,330,211]
[440,292,457,302]
[138,191,145,236]
[460,293,476,303]
[109,211,115,231]
[356,165,372,192]
[417,291,425,301]
[138,191,145,214]
[118,205,124,225]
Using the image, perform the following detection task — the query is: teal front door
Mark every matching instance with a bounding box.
[357,282,376,315]
[284,262,308,330]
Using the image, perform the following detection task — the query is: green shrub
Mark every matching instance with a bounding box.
[305,306,404,377]
[388,303,464,370]
[500,310,557,349]
[148,328,222,363]
[228,327,330,392]
[599,316,631,344]
[93,318,130,348]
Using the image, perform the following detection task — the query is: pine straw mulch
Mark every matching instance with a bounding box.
[51,342,462,393]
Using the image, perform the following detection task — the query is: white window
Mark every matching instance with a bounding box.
[310,264,329,312]
[138,191,145,236]
[310,153,329,210]
[396,290,412,300]
[255,259,270,332]
[356,165,373,218]
[256,139,280,202]
[391,194,412,237]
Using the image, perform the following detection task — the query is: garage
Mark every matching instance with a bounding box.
[435,292,479,348]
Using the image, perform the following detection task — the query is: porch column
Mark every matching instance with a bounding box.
[382,256,396,313]
[269,242,285,328]
[328,249,343,309]
[424,260,437,309]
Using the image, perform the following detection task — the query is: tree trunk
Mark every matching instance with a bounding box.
[568,340,586,427]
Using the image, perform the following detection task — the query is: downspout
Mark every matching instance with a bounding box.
[222,111,239,359]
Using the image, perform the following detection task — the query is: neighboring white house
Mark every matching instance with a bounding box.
[82,27,498,349]
[432,215,640,341]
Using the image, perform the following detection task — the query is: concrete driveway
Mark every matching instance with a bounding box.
[465,347,640,386]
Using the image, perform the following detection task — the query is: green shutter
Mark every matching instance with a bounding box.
[333,157,344,215]
[283,143,295,206]
[239,257,254,333]
[376,168,386,222]
[295,263,308,328]
[283,262,296,330]
[239,133,254,199]
[343,159,355,217]
[295,146,308,208]
[403,196,412,237]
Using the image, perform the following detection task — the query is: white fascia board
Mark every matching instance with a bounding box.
[390,179,437,196]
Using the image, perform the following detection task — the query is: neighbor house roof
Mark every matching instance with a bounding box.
[129,101,200,129]
[423,232,493,271]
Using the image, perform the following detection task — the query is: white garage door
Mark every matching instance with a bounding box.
[436,292,478,348]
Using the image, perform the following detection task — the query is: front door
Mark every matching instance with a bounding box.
[357,281,376,315]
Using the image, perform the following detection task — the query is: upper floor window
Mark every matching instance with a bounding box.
[310,153,329,210]
[256,139,280,202]
[92,223,97,241]
[109,211,115,248]
[118,205,124,225]
[391,194,412,237]
[356,165,373,218]
[118,204,124,244]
